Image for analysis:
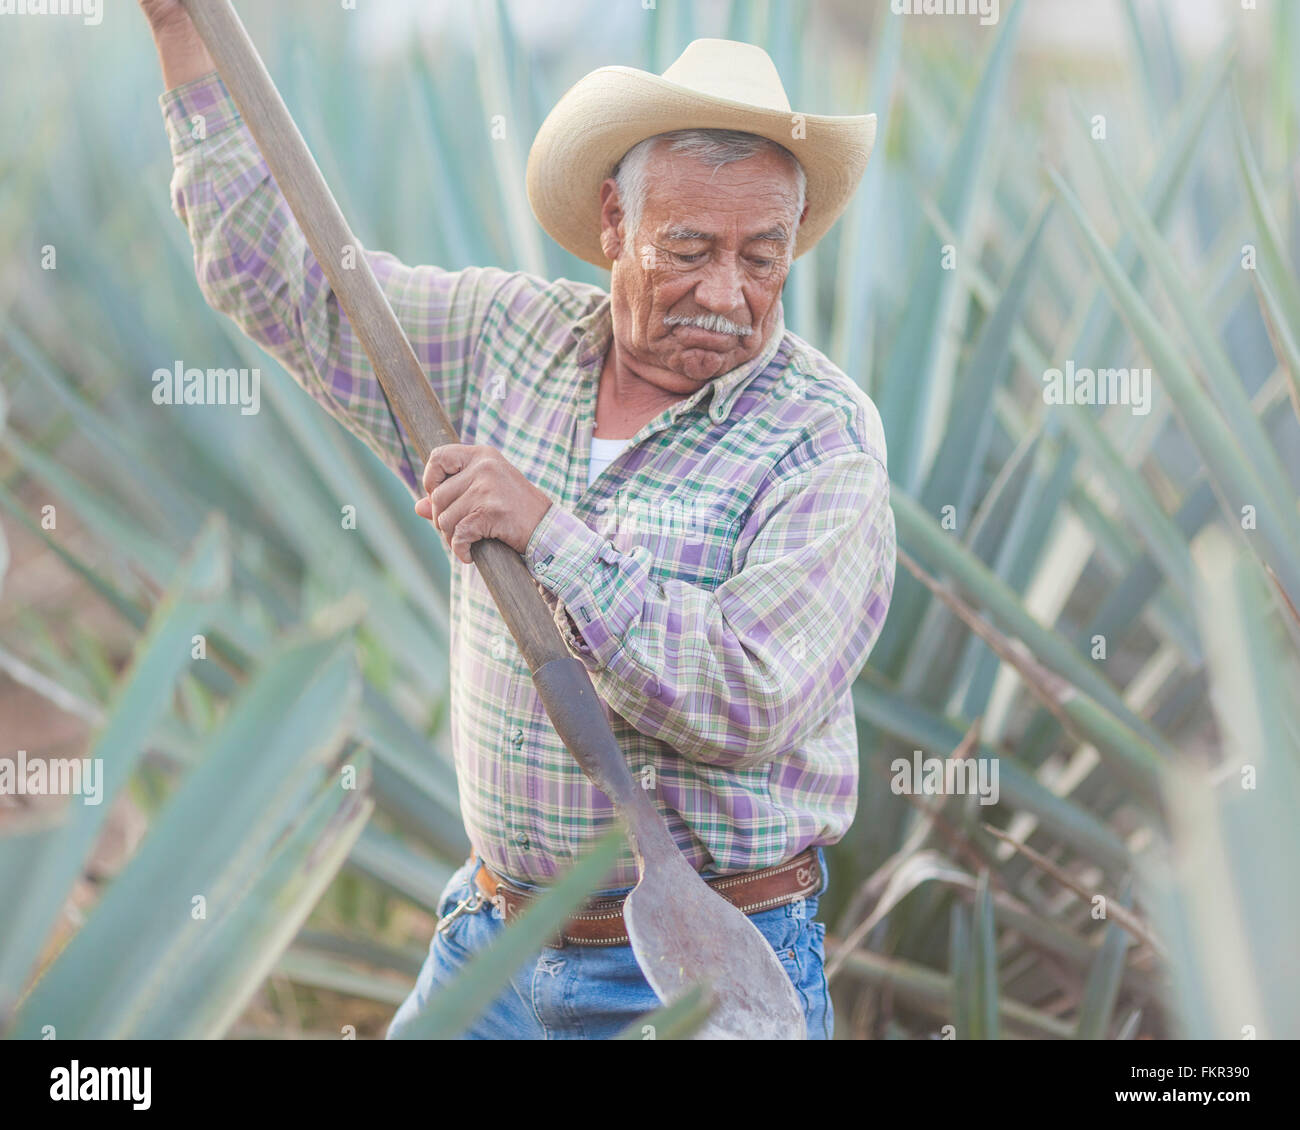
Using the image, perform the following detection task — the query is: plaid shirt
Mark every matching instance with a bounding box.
[162,74,896,886]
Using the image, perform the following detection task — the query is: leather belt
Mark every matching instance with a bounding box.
[469,846,822,948]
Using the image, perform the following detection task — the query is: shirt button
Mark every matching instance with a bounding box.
[513,832,530,848]
[510,727,524,746]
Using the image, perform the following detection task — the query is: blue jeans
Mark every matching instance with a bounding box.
[386,848,833,1040]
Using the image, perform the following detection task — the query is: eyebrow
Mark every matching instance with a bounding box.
[663,226,711,242]
[661,224,792,243]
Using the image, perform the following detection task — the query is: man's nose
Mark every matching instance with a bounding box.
[692,255,746,315]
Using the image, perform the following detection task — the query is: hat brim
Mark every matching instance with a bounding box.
[526,66,876,269]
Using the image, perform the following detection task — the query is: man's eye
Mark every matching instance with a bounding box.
[748,257,773,269]
[674,251,705,264]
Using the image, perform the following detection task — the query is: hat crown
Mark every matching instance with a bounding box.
[526,37,876,268]
[660,38,792,114]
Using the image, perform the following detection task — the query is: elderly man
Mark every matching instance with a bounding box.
[144,2,895,1040]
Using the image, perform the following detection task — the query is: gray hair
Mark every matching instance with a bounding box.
[611,128,807,250]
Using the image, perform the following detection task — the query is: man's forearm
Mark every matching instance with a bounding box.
[522,453,897,769]
[148,6,216,90]
[158,65,512,489]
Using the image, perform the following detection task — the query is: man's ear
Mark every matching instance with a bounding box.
[598,179,625,261]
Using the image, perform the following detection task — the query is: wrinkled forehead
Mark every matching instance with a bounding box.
[640,148,803,228]
[643,142,801,194]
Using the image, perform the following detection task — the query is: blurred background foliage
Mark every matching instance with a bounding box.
[1,0,1298,1039]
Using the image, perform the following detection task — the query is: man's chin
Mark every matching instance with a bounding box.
[663,347,732,383]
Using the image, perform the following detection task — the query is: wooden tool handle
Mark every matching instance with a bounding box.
[178,0,649,814]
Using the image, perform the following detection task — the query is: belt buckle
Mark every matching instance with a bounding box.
[484,868,569,947]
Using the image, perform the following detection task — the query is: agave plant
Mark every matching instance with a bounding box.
[1,0,1297,1041]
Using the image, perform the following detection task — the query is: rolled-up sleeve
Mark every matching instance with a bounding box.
[161,72,514,488]
[524,452,897,769]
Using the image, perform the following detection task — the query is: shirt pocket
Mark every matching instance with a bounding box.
[614,490,738,590]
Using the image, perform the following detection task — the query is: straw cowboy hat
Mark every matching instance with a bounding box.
[526,38,877,269]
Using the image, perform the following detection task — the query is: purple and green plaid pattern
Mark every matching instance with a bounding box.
[162,73,897,886]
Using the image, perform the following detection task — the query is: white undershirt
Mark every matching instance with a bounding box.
[588,435,632,487]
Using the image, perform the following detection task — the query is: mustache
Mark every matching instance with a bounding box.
[663,312,753,337]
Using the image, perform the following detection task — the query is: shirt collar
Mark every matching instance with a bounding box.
[572,297,786,425]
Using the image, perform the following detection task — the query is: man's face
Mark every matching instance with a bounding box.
[600,143,805,393]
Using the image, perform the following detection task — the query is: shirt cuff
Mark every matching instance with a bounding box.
[160,71,242,158]
[525,504,626,668]
[526,504,613,601]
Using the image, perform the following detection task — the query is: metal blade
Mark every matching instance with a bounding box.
[624,848,806,1040]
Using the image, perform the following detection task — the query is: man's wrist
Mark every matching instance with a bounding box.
[523,502,557,561]
[154,18,217,91]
